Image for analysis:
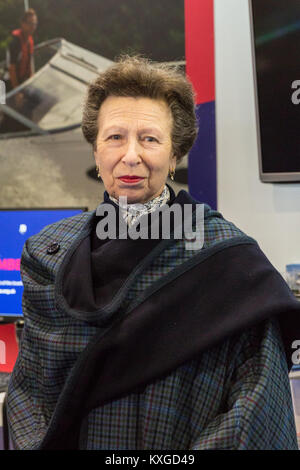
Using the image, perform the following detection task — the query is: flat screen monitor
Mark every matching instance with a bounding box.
[0,207,87,322]
[249,0,300,182]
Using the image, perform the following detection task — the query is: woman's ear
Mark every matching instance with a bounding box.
[170,154,177,172]
[93,142,98,161]
[93,141,97,154]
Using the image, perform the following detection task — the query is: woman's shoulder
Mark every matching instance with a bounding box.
[32,210,94,238]
[203,206,248,249]
[183,192,253,249]
[23,210,95,263]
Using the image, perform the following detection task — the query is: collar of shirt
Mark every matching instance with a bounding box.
[107,184,171,227]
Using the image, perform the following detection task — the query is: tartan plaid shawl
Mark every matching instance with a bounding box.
[7,193,299,450]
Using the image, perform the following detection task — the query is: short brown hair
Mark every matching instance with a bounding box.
[21,8,37,23]
[81,54,198,163]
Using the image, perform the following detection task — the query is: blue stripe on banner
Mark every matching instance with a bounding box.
[188,101,217,210]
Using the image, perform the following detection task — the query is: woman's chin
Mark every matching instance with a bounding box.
[115,189,151,204]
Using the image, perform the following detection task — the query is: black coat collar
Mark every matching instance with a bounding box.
[59,186,211,324]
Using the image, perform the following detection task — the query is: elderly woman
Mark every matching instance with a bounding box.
[7,55,300,450]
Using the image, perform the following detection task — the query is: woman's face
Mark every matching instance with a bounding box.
[94,96,176,204]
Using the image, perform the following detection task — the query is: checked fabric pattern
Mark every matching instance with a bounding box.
[6,206,298,449]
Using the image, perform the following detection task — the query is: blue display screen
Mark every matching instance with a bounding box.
[0,209,85,318]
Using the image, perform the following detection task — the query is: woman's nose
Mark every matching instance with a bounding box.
[121,138,142,165]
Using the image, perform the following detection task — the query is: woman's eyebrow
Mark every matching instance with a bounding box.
[102,126,127,134]
[138,127,163,137]
[101,126,164,137]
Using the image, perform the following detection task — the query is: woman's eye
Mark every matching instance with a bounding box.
[144,136,158,143]
[108,134,122,140]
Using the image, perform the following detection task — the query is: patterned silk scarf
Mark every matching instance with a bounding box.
[109,185,170,227]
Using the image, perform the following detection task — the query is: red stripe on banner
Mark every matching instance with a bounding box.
[184,0,215,104]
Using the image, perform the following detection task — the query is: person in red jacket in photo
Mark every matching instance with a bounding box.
[7,8,37,107]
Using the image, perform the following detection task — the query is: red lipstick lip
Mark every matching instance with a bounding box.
[119,176,144,179]
[119,176,145,184]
